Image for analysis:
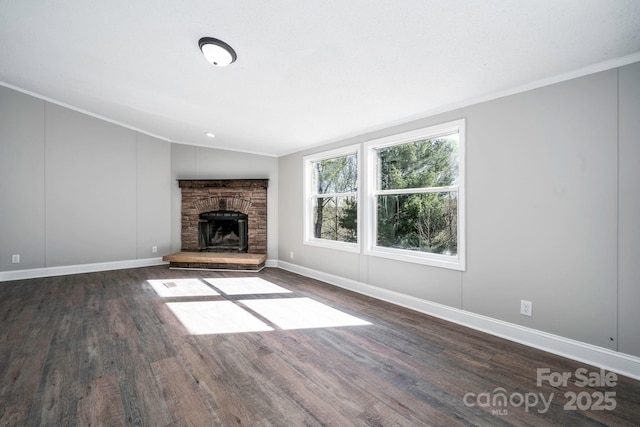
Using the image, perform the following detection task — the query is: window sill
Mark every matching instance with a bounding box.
[304,239,360,253]
[364,246,465,271]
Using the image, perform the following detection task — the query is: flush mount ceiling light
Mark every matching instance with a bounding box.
[198,37,237,67]
[205,132,216,138]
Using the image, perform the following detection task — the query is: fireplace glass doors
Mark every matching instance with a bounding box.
[198,211,248,252]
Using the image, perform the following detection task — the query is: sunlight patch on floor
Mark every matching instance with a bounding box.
[147,279,219,297]
[240,297,371,330]
[203,277,292,295]
[167,301,274,334]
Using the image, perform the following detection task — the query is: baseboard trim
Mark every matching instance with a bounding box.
[265,259,279,268]
[277,260,640,381]
[0,257,279,283]
[0,258,168,282]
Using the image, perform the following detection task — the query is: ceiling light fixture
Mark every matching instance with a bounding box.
[198,37,237,67]
[205,132,216,138]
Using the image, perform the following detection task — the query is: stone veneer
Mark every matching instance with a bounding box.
[178,179,268,254]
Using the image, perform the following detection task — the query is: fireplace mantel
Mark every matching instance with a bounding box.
[178,179,269,190]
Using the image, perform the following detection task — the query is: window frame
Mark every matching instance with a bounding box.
[363,119,466,270]
[303,144,361,253]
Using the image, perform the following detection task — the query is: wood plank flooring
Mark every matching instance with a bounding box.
[0,266,638,426]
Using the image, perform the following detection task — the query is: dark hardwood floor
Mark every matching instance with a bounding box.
[0,266,638,426]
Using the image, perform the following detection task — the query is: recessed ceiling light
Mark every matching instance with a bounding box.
[205,132,216,138]
[198,37,237,67]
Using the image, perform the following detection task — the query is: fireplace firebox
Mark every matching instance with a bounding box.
[198,211,248,252]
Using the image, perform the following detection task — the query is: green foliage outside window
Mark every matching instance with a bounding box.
[376,136,459,255]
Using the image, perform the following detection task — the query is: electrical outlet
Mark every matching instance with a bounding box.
[289,251,294,260]
[11,254,20,264]
[520,300,532,317]
[152,246,158,253]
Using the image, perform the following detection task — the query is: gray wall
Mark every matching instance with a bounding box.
[170,144,279,259]
[0,86,171,270]
[618,62,640,357]
[463,70,617,350]
[0,86,279,272]
[0,86,45,270]
[278,63,640,357]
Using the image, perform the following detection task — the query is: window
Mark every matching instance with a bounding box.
[304,145,360,252]
[364,120,465,270]
[302,120,464,270]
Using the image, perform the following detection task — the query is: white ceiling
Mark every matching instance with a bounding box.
[1,1,639,156]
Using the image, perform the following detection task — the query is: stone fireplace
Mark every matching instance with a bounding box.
[164,179,268,270]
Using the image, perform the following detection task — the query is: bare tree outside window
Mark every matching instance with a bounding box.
[311,153,358,243]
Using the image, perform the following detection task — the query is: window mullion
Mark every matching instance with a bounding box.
[313,191,357,198]
[374,186,458,196]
